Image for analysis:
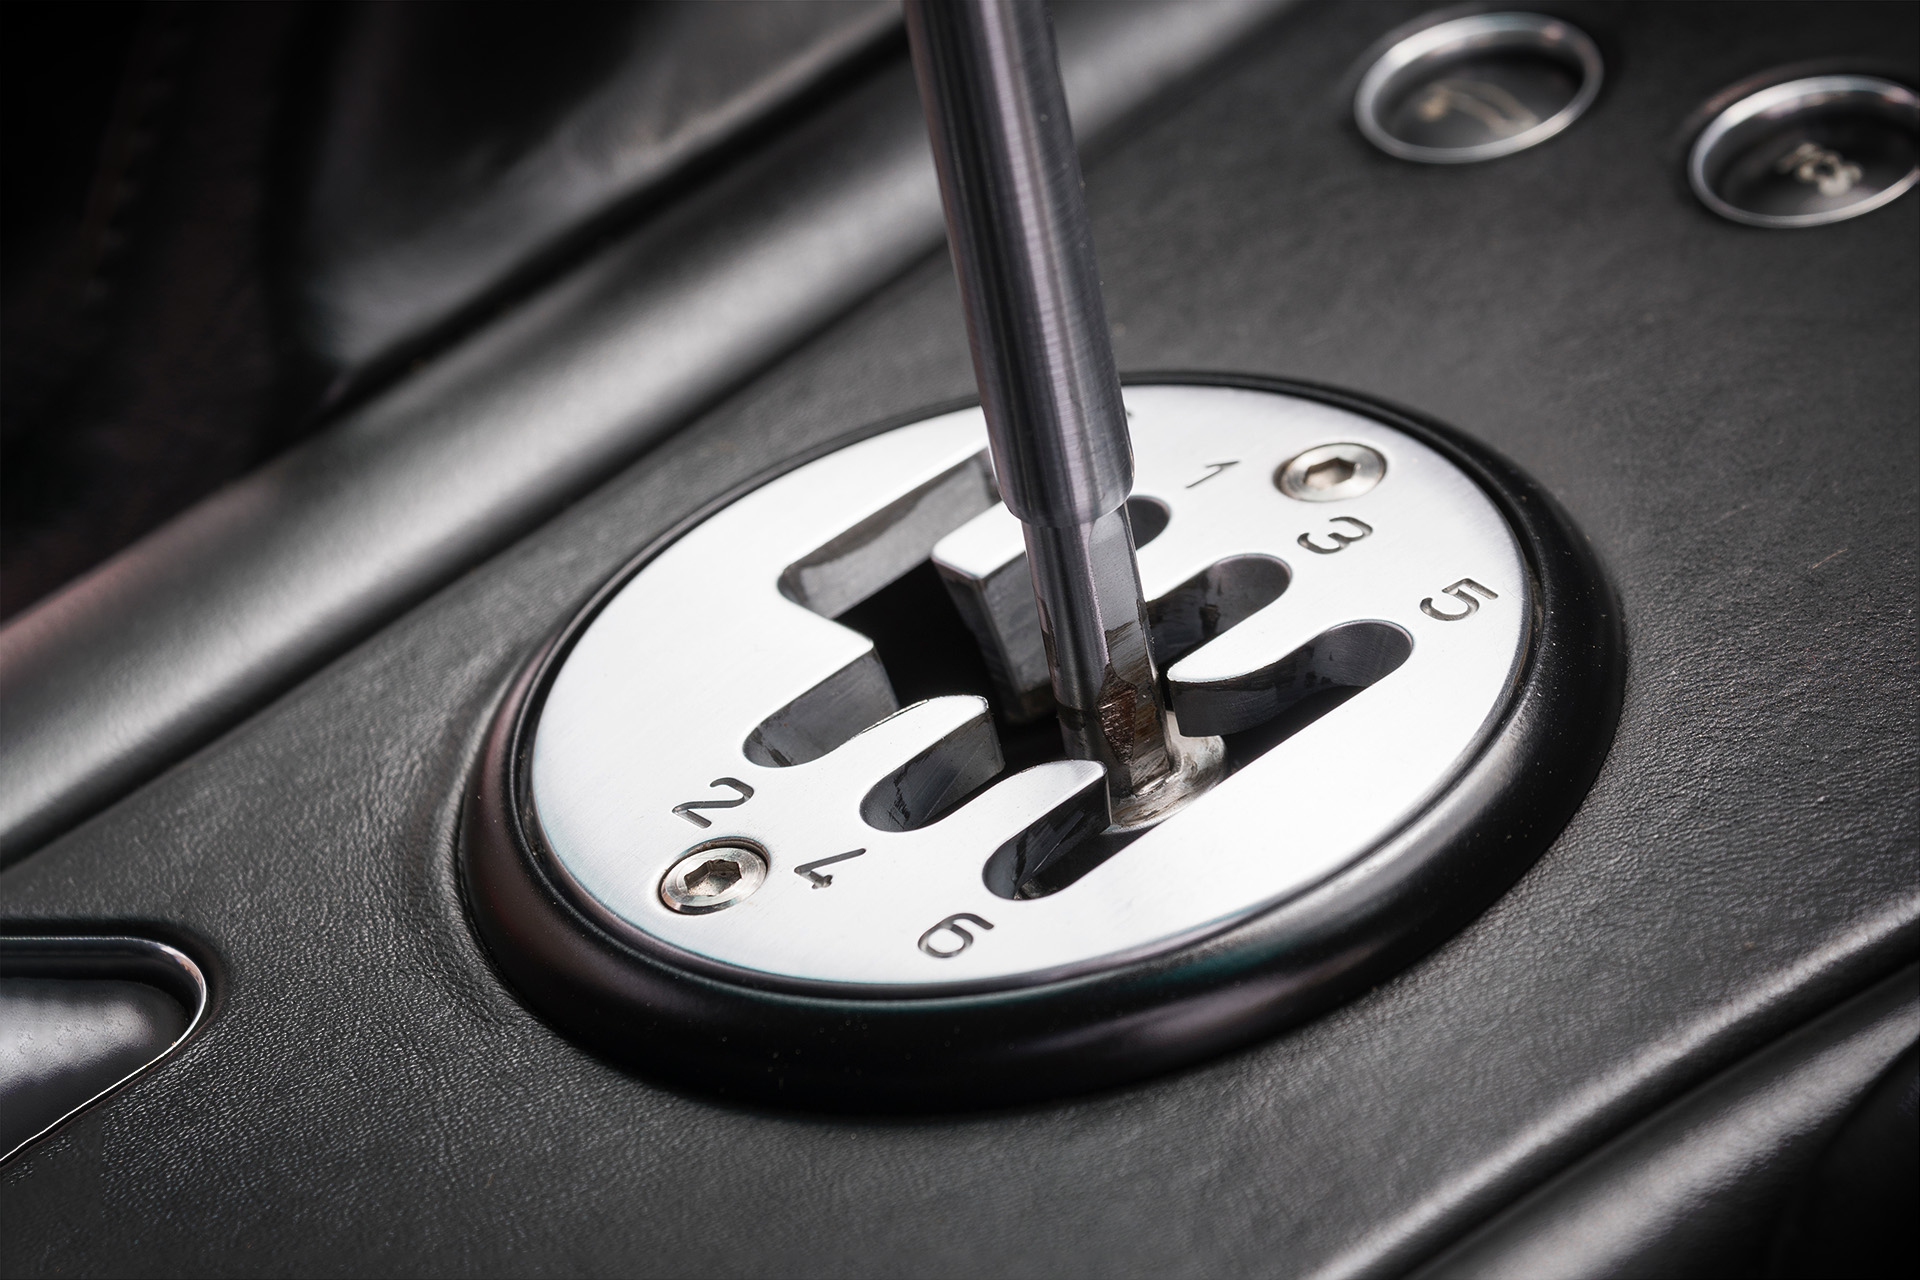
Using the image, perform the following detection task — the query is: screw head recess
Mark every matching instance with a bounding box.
[660,844,768,914]
[1275,443,1386,502]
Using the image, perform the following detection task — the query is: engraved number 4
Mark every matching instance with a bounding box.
[1421,578,1498,621]
[794,849,865,888]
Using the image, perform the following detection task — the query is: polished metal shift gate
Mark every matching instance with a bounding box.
[462,375,1617,1106]
[468,0,1601,1105]
[528,384,1528,990]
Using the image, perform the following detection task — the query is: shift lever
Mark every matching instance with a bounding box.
[470,0,1599,1097]
[904,0,1223,824]
[462,0,1611,1114]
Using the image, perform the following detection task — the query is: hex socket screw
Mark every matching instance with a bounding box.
[660,844,768,914]
[1275,443,1386,502]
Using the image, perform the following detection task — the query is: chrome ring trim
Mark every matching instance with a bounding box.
[0,935,211,1163]
[1354,12,1604,165]
[1688,74,1920,229]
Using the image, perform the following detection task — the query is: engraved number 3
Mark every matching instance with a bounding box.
[1420,578,1499,621]
[1298,516,1373,555]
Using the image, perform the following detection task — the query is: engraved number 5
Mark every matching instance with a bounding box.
[1420,578,1499,621]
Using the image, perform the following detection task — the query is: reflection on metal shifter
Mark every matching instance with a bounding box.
[524,384,1530,989]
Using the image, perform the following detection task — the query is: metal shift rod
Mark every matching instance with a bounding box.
[906,0,1221,825]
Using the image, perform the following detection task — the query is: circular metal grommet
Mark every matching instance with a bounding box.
[1354,12,1603,164]
[1275,443,1386,501]
[660,843,767,914]
[1688,75,1920,228]
[461,378,1623,1110]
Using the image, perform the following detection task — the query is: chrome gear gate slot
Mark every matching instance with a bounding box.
[536,385,1522,985]
[461,379,1621,1108]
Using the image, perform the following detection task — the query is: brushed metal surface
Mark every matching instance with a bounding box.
[529,385,1529,989]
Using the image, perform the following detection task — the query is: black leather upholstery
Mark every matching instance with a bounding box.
[1770,1041,1920,1279]
[0,0,894,620]
[1412,968,1918,1280]
[0,3,304,618]
[282,0,898,400]
[0,2,1913,1275]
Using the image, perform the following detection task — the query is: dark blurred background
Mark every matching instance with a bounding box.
[0,0,896,619]
[3,2,295,618]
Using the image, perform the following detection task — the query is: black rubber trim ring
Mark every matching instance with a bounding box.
[459,375,1625,1111]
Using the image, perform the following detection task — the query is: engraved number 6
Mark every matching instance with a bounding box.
[918,913,994,958]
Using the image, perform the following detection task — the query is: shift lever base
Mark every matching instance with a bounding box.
[1022,511,1227,827]
[459,378,1623,1109]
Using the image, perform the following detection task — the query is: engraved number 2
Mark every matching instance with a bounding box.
[1298,516,1373,555]
[1420,578,1499,621]
[672,777,754,827]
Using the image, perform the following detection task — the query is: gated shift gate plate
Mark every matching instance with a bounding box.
[462,379,1621,1107]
